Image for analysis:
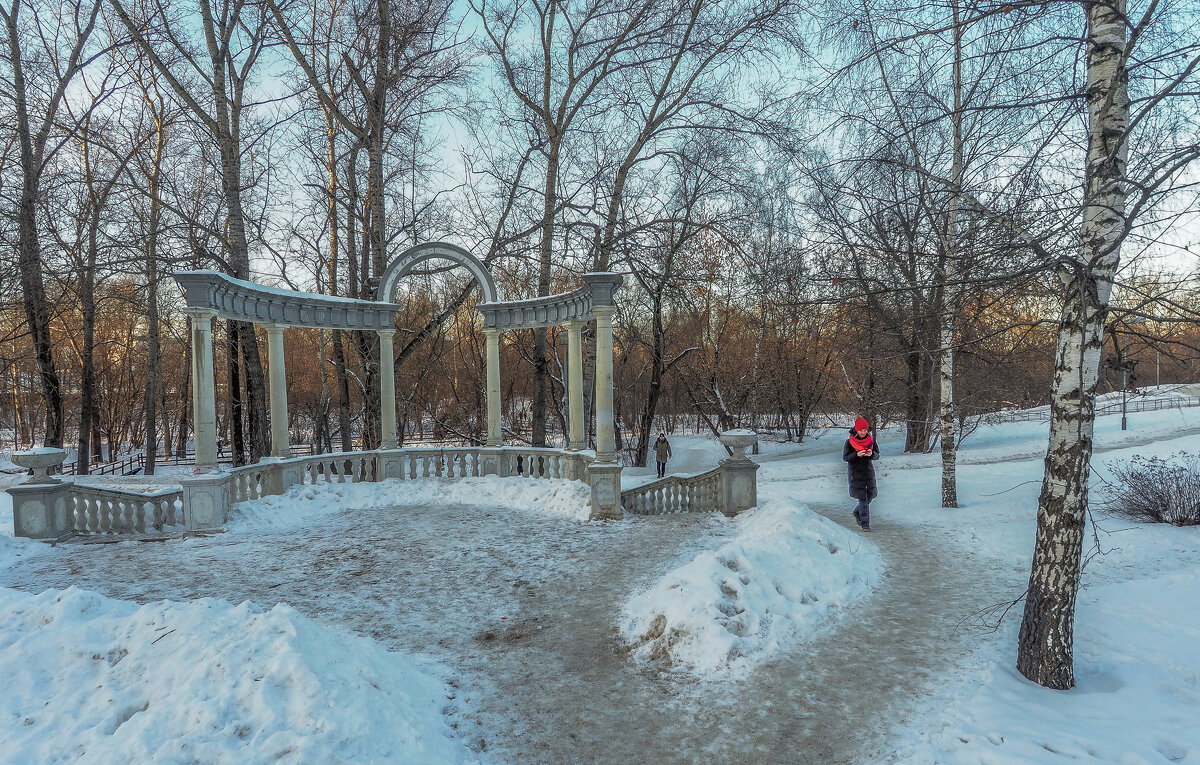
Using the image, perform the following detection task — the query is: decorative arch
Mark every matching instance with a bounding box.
[377,242,498,304]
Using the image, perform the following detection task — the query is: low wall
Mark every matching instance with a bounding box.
[620,454,759,517]
[8,480,185,539]
[9,435,760,537]
[179,446,598,531]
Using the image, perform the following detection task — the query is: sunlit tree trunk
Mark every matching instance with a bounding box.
[939,0,965,508]
[1017,0,1130,690]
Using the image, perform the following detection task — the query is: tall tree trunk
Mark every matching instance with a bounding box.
[5,6,64,447]
[1017,0,1129,690]
[903,347,932,452]
[532,138,561,448]
[228,322,246,465]
[333,330,353,450]
[201,0,268,463]
[143,123,166,475]
[77,265,97,475]
[176,334,191,457]
[634,292,666,468]
[323,111,353,453]
[939,0,965,508]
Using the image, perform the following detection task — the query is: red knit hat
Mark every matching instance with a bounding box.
[854,417,870,431]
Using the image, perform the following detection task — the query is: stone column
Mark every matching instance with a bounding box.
[378,329,398,448]
[593,306,616,461]
[187,309,218,469]
[565,320,585,450]
[265,323,290,458]
[484,328,502,447]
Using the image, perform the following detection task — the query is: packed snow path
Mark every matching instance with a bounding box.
[1,491,1026,764]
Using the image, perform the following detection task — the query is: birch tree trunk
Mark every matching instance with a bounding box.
[1016,0,1129,690]
[939,0,965,508]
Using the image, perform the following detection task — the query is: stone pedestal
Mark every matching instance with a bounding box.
[719,430,760,516]
[586,461,623,520]
[8,448,73,539]
[377,451,406,481]
[180,472,231,530]
[562,452,592,481]
[8,482,73,539]
[258,458,287,496]
[479,448,502,477]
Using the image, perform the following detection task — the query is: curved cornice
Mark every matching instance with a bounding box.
[174,271,402,330]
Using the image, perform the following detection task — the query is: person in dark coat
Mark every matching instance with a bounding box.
[653,433,672,478]
[843,417,881,531]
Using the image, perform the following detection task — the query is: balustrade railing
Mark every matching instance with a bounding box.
[621,467,724,515]
[501,448,567,479]
[69,485,184,534]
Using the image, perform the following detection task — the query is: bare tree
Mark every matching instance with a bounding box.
[1,0,104,447]
[1017,0,1200,689]
[266,0,463,447]
[108,0,273,461]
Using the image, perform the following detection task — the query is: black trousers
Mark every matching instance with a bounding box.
[656,461,667,478]
[853,499,871,528]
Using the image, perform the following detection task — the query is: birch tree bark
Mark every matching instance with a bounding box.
[938,0,965,508]
[1016,0,1130,690]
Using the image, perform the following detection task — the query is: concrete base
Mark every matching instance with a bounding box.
[720,458,760,516]
[180,472,231,530]
[479,448,502,477]
[377,451,408,481]
[8,482,73,539]
[586,461,623,520]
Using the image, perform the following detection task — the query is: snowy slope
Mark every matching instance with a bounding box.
[1,390,1199,763]
[0,588,479,765]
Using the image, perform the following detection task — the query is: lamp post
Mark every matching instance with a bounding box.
[1121,329,1129,430]
[1120,316,1147,431]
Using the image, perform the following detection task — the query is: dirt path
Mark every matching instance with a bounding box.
[468,502,1026,764]
[2,491,1026,764]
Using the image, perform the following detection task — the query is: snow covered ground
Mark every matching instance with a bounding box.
[2,386,1199,763]
[620,497,883,675]
[0,589,478,765]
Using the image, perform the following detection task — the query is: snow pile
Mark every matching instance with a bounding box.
[902,569,1200,764]
[0,490,51,573]
[0,587,479,765]
[620,497,883,675]
[230,476,593,532]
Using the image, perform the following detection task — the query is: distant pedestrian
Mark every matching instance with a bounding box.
[653,433,672,478]
[843,417,881,531]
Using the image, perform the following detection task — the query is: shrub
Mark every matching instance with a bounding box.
[1100,452,1200,526]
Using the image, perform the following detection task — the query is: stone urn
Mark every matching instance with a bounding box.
[718,430,758,461]
[11,448,68,484]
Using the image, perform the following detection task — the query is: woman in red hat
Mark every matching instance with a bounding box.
[843,417,881,531]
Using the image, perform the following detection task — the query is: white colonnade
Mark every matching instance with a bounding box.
[175,246,624,519]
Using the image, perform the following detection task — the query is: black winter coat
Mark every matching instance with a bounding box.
[843,430,881,501]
